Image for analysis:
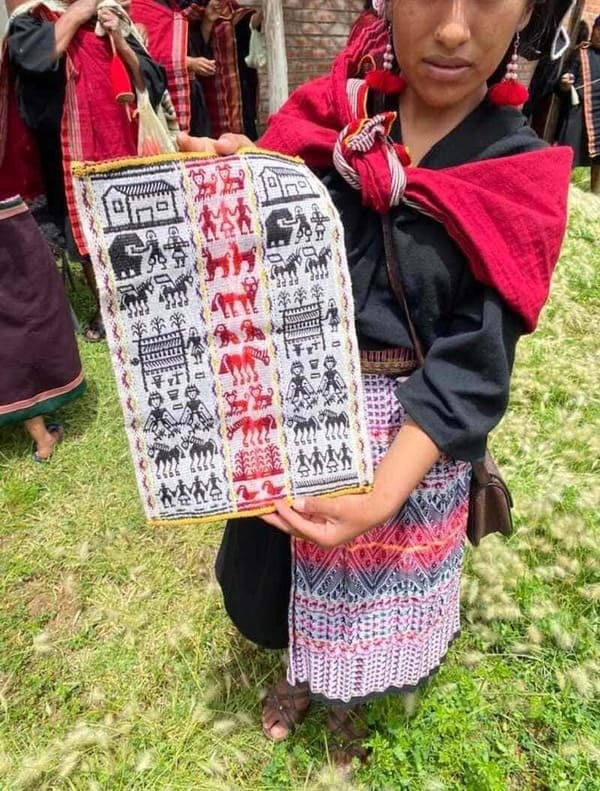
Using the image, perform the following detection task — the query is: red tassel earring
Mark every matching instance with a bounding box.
[488,32,529,107]
[365,26,407,96]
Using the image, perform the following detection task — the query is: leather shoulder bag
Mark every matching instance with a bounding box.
[381,214,514,546]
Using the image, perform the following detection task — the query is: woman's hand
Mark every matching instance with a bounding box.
[97,7,121,34]
[262,491,392,549]
[251,8,263,30]
[53,0,100,58]
[263,419,441,549]
[187,56,217,77]
[560,72,575,91]
[177,132,255,155]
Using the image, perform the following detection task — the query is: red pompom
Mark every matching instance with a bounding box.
[110,55,135,104]
[365,69,407,96]
[488,79,529,107]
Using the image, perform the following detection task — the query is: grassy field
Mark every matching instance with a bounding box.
[0,185,599,791]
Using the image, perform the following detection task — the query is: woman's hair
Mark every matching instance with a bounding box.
[520,0,573,59]
[488,0,571,84]
[576,20,590,45]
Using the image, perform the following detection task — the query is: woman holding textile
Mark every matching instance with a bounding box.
[180,0,573,763]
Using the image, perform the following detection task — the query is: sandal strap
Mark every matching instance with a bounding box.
[327,707,367,743]
[264,690,296,731]
[263,682,310,733]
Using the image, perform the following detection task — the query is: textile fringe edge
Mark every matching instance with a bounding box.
[150,484,373,527]
[71,147,304,177]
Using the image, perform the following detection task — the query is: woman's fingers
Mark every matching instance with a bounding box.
[261,511,300,536]
[273,500,335,545]
[291,495,339,520]
[176,132,217,154]
[214,134,256,155]
[176,133,254,156]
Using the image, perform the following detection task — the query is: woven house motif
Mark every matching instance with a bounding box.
[103,180,181,231]
[259,165,318,205]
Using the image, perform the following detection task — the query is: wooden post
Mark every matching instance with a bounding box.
[263,0,289,114]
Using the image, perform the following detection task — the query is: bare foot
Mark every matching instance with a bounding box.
[261,679,311,741]
[26,418,64,462]
[83,311,105,343]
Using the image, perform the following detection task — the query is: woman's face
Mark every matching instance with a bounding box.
[392,0,534,109]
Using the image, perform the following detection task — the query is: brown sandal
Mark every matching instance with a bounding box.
[326,706,370,765]
[261,679,311,742]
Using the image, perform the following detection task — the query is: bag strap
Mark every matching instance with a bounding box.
[381,213,425,367]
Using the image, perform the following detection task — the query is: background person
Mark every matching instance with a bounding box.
[556,15,600,194]
[0,0,167,340]
[0,195,85,462]
[525,19,589,138]
[130,0,193,132]
[180,0,262,139]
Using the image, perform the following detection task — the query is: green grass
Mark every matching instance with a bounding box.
[1,187,599,790]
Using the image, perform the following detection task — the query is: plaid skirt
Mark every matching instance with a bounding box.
[217,373,471,705]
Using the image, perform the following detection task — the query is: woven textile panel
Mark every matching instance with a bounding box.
[73,151,372,524]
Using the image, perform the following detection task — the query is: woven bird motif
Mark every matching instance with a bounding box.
[72,150,373,525]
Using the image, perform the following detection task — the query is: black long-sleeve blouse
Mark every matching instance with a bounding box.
[324,98,546,462]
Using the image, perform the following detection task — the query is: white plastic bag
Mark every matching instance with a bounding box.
[245,27,266,70]
[136,89,177,156]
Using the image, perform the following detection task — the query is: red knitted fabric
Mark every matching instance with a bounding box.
[402,151,572,333]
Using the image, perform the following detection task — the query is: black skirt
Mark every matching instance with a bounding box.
[215,516,291,650]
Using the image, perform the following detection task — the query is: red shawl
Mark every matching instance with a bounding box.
[0,4,139,253]
[260,18,572,333]
[130,0,190,131]
[62,23,139,253]
[182,0,255,136]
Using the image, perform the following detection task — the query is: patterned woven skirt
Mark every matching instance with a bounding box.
[287,373,471,705]
[0,196,85,427]
[217,372,471,705]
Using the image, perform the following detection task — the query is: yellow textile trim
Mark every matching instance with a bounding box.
[71,147,304,177]
[149,484,373,528]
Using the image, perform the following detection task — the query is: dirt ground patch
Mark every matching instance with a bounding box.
[24,574,82,635]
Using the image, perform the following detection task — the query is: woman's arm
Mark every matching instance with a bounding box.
[128,37,168,107]
[262,419,440,549]
[7,0,96,70]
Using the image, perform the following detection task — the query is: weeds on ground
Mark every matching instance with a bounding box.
[0,187,598,790]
